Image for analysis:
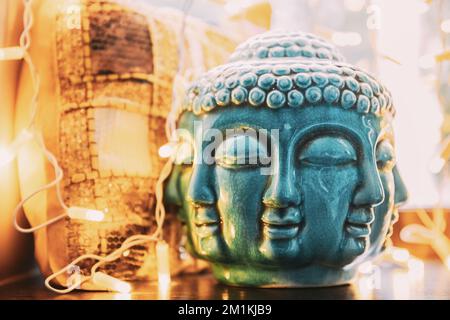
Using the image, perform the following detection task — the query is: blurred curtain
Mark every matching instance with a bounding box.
[0,0,35,284]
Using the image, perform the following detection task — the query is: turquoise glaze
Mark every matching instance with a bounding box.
[165,31,408,287]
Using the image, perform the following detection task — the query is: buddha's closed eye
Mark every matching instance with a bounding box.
[376,140,396,172]
[215,133,270,169]
[299,136,357,167]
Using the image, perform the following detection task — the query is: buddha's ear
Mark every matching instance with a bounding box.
[164,165,183,207]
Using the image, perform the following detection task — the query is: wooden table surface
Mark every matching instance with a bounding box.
[0,260,449,300]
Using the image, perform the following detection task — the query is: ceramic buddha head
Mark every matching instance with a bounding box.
[165,31,408,287]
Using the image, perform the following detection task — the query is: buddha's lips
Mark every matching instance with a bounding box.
[195,224,220,238]
[386,209,399,238]
[261,207,303,225]
[261,207,303,240]
[193,206,220,226]
[262,224,300,240]
[345,208,375,238]
[193,206,221,238]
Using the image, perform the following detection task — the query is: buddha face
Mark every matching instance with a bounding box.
[166,104,407,274]
[365,164,408,259]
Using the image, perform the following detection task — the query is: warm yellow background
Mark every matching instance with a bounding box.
[0,0,34,283]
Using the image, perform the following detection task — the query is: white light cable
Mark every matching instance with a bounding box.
[10,0,105,233]
[12,132,69,233]
[44,0,194,293]
[44,235,159,293]
[9,0,71,233]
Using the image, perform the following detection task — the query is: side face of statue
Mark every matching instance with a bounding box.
[165,31,408,287]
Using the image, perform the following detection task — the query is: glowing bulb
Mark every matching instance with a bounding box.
[156,241,171,285]
[407,257,424,279]
[158,274,171,300]
[392,271,411,299]
[347,33,362,46]
[14,129,34,145]
[429,157,445,174]
[332,32,346,46]
[92,272,131,293]
[156,241,171,299]
[158,143,175,158]
[392,247,410,263]
[0,130,34,167]
[222,291,230,300]
[441,19,450,34]
[356,277,375,299]
[445,255,450,271]
[344,0,366,12]
[0,146,15,167]
[416,2,429,14]
[67,207,105,222]
[224,0,254,15]
[0,46,25,60]
[332,32,362,47]
[418,54,435,70]
[358,261,374,275]
[113,293,132,300]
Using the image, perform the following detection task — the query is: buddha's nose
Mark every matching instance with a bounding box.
[353,161,385,207]
[263,165,301,208]
[393,166,408,206]
[187,165,216,206]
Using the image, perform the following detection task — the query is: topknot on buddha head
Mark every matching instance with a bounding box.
[179,30,394,119]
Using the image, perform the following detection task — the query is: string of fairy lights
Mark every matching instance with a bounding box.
[0,0,449,295]
[0,0,195,293]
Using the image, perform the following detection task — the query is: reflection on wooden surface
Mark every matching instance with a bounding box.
[0,260,448,300]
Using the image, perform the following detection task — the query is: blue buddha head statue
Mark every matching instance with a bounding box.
[165,31,408,287]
